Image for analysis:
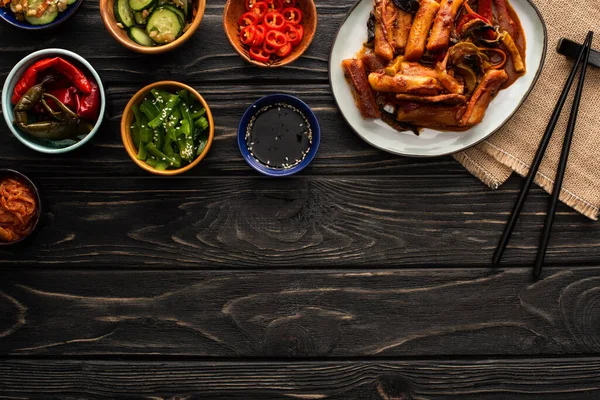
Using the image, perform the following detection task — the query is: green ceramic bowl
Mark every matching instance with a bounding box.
[2,48,106,154]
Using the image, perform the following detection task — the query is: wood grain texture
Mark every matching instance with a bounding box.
[2,358,600,399]
[0,85,466,177]
[0,176,596,267]
[1,268,600,356]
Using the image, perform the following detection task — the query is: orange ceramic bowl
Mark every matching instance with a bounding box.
[223,0,317,67]
[121,81,214,176]
[100,0,206,54]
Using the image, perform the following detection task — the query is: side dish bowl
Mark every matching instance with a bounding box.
[0,169,41,246]
[329,0,547,157]
[238,94,320,176]
[121,81,214,176]
[100,0,206,54]
[2,48,106,154]
[0,0,83,30]
[223,0,317,67]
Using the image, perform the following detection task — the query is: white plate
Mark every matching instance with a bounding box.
[329,0,547,157]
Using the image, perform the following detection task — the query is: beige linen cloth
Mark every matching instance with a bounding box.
[453,0,600,220]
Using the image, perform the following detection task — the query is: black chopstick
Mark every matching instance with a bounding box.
[492,31,594,267]
[533,32,594,277]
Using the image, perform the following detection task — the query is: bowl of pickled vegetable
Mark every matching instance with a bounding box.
[0,0,83,30]
[121,81,214,175]
[100,0,205,54]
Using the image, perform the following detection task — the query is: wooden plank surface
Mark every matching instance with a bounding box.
[0,177,596,267]
[1,267,600,356]
[2,358,600,399]
[0,0,598,397]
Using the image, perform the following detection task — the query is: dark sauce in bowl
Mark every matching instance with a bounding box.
[245,103,312,170]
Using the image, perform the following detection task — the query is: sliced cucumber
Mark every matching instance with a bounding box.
[67,0,77,5]
[159,0,188,18]
[146,7,183,44]
[25,0,58,25]
[163,5,184,23]
[115,0,136,28]
[128,0,156,11]
[129,26,154,46]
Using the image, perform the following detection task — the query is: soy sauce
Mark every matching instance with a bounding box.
[246,103,312,169]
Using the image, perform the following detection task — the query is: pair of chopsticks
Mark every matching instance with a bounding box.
[492,31,594,278]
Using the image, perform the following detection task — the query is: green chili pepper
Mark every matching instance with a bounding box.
[151,88,172,102]
[180,103,195,137]
[146,157,158,167]
[155,161,169,171]
[180,119,191,136]
[146,142,181,168]
[148,95,181,129]
[191,108,206,120]
[194,116,209,131]
[196,133,208,156]
[177,89,190,104]
[136,140,147,160]
[140,98,160,121]
[131,105,142,145]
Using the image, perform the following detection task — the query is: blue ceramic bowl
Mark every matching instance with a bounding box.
[0,0,83,30]
[238,94,321,177]
[2,48,106,154]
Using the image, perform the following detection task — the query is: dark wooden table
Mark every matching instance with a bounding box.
[1,1,600,398]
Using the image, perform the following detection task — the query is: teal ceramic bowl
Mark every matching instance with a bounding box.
[2,48,106,154]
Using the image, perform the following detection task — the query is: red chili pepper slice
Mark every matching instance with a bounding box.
[282,0,296,6]
[294,23,304,41]
[265,0,283,12]
[263,40,278,54]
[240,25,257,45]
[282,7,302,25]
[245,0,258,11]
[250,46,271,63]
[252,24,266,46]
[275,42,292,58]
[266,30,287,48]
[250,1,268,19]
[238,12,259,28]
[281,23,302,46]
[263,11,285,31]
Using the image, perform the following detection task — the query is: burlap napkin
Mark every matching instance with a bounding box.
[454,0,600,220]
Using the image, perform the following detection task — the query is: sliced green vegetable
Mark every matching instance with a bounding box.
[146,142,181,168]
[115,0,136,28]
[26,0,59,25]
[194,116,209,131]
[140,98,160,120]
[129,0,157,11]
[146,7,184,44]
[136,140,147,160]
[191,108,206,120]
[196,134,208,156]
[146,157,158,167]
[129,26,154,46]
[148,94,181,129]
